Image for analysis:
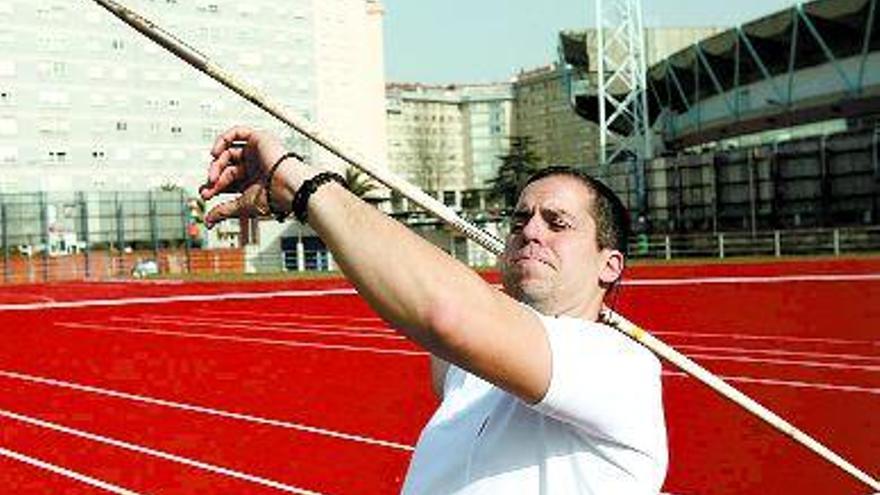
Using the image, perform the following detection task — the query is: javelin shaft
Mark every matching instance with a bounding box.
[602,309,880,492]
[88,0,878,490]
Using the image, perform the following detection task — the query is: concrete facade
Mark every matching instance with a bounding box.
[385,82,513,208]
[512,63,600,168]
[0,0,387,196]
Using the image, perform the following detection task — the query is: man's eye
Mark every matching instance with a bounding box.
[550,219,571,231]
[510,213,529,231]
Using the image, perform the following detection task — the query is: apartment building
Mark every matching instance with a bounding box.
[0,0,386,194]
[385,82,513,210]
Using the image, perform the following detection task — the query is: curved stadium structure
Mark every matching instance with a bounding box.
[561,0,880,237]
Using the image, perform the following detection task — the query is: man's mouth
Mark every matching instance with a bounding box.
[513,253,553,269]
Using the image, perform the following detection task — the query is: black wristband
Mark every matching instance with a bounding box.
[291,171,347,224]
[265,151,304,222]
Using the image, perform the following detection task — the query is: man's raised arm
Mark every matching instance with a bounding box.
[200,127,551,404]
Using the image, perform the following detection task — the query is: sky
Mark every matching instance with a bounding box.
[382,0,800,85]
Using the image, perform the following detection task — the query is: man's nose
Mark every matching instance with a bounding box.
[520,214,547,242]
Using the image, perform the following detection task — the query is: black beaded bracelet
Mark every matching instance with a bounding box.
[265,151,304,222]
[291,171,347,224]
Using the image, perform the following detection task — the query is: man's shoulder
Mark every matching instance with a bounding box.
[540,315,662,372]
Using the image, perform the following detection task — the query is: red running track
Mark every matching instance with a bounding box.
[0,257,877,494]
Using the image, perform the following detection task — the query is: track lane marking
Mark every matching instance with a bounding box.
[0,409,324,495]
[662,371,880,395]
[113,315,402,339]
[0,446,142,495]
[672,344,880,363]
[47,322,879,393]
[623,273,880,285]
[2,271,878,311]
[0,370,414,452]
[682,353,880,372]
[55,321,427,357]
[56,321,876,372]
[195,309,386,324]
[0,288,358,312]
[655,330,879,347]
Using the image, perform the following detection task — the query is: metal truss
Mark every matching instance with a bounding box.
[594,0,652,165]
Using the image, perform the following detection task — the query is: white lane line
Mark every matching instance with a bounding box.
[672,344,880,363]
[0,409,323,495]
[662,371,880,395]
[65,320,876,372]
[197,309,385,325]
[52,321,876,391]
[55,322,427,357]
[178,315,396,334]
[3,271,877,312]
[0,446,142,495]
[655,330,879,347]
[115,315,402,339]
[0,288,358,312]
[683,353,880,372]
[624,273,880,285]
[0,370,414,452]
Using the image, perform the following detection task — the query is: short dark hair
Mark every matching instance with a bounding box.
[519,166,631,254]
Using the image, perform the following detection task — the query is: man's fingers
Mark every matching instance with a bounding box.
[211,126,256,158]
[207,147,245,185]
[205,198,242,228]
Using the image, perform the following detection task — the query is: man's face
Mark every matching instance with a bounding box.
[500,175,615,315]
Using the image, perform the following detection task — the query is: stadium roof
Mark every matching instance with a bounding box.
[561,0,880,149]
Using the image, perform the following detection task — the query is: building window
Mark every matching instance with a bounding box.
[48,151,68,163]
[171,125,182,135]
[111,39,125,50]
[0,117,16,135]
[116,121,127,131]
[0,145,16,163]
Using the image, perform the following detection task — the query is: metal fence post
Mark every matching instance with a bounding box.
[149,190,159,261]
[664,235,672,260]
[774,230,781,257]
[79,192,90,279]
[296,236,305,271]
[718,233,725,259]
[1,201,7,284]
[40,192,49,283]
[833,228,840,256]
[180,189,191,274]
[116,192,126,277]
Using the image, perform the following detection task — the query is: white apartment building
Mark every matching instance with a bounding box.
[386,82,513,210]
[0,0,387,254]
[0,0,387,195]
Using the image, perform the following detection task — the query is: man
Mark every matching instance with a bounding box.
[200,126,668,494]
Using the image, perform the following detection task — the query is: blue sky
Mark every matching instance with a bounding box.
[382,0,799,84]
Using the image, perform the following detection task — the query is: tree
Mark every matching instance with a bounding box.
[411,129,455,196]
[345,167,386,205]
[486,136,541,212]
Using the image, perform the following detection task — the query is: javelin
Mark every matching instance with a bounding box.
[87,0,878,490]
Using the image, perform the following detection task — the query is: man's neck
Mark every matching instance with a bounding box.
[527,295,604,321]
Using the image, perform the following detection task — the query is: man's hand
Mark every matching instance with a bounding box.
[199,126,305,227]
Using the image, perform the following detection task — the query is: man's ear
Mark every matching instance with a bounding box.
[599,249,625,285]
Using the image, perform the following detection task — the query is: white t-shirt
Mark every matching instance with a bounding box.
[401,312,668,494]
